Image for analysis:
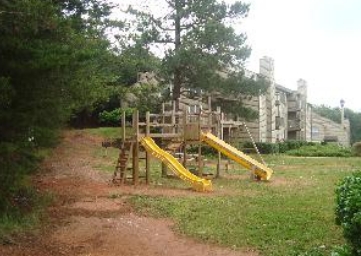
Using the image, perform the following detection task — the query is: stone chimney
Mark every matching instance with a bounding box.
[259,56,276,142]
[340,99,345,126]
[259,56,275,79]
[297,79,308,141]
[297,79,307,96]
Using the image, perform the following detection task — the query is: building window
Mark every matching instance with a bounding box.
[312,126,319,138]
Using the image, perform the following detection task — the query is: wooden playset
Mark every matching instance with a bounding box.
[111,101,273,192]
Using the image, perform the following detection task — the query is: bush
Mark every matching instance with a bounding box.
[352,142,361,157]
[0,143,40,216]
[187,145,218,157]
[256,142,277,154]
[99,108,135,126]
[241,140,314,154]
[335,171,361,255]
[285,140,305,150]
[242,141,277,154]
[286,144,352,157]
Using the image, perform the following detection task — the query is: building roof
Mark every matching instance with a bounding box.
[275,83,294,94]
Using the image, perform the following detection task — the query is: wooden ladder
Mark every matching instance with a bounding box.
[113,142,134,184]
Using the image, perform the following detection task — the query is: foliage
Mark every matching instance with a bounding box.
[0,0,119,217]
[187,145,218,157]
[242,140,352,156]
[313,105,342,124]
[0,0,117,144]
[330,245,353,256]
[126,0,269,117]
[81,45,163,126]
[286,144,352,157]
[0,143,41,215]
[84,127,131,140]
[335,172,361,255]
[242,140,314,154]
[99,107,135,126]
[112,44,162,86]
[352,142,361,157]
[313,105,361,144]
[297,245,352,256]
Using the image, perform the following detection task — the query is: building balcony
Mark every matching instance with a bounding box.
[288,101,301,112]
[288,120,301,131]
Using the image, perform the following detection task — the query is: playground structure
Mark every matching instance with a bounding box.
[112,100,273,192]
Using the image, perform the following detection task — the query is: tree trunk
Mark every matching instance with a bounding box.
[173,0,182,110]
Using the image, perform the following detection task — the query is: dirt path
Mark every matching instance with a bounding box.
[0,130,258,256]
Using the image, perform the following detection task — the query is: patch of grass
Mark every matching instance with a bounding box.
[84,127,134,140]
[128,156,361,256]
[80,128,361,254]
[0,189,54,243]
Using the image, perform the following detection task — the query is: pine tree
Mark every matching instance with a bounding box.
[126,0,268,114]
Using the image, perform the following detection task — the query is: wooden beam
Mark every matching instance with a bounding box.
[183,110,187,168]
[161,103,167,177]
[121,110,126,143]
[145,111,150,185]
[132,110,139,185]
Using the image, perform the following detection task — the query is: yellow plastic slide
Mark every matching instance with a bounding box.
[201,132,273,180]
[140,137,212,192]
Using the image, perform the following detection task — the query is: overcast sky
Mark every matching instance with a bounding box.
[241,0,361,111]
[111,0,361,111]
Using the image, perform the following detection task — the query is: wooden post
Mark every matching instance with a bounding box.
[216,107,222,178]
[172,101,176,133]
[206,104,212,132]
[207,96,212,112]
[183,109,187,168]
[121,110,126,144]
[132,110,139,185]
[197,109,203,177]
[161,103,168,177]
[145,111,150,184]
[226,125,232,173]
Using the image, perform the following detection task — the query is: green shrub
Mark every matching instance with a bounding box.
[0,143,40,216]
[256,142,277,154]
[286,144,352,157]
[335,171,361,255]
[187,145,217,157]
[242,141,277,154]
[352,142,361,157]
[242,140,315,154]
[99,107,135,126]
[278,142,289,153]
[285,140,303,150]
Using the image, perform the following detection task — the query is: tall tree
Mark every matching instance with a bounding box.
[126,0,268,114]
[0,0,119,215]
[0,0,117,144]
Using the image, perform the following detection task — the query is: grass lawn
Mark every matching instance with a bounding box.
[89,128,360,255]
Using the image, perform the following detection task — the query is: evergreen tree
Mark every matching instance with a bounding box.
[0,0,118,215]
[0,0,116,144]
[126,0,269,115]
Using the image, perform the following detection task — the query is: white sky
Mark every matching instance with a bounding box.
[110,0,361,111]
[240,0,361,111]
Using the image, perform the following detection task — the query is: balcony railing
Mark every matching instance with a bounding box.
[288,119,301,131]
[288,101,301,112]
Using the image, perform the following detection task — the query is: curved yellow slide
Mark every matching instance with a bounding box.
[140,137,212,192]
[201,132,273,180]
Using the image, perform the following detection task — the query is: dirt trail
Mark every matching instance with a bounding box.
[0,130,258,256]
